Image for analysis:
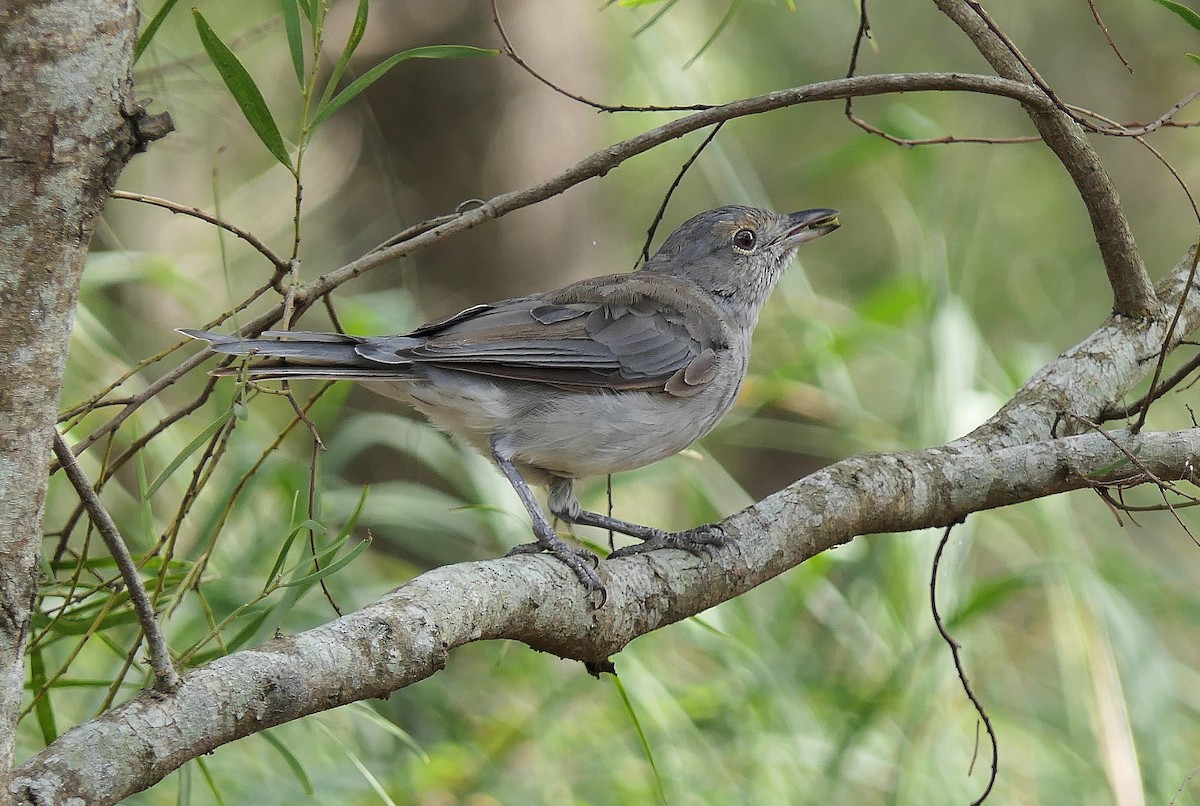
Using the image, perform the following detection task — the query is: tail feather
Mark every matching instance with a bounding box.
[179,328,416,379]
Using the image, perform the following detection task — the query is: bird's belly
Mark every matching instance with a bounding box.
[363,369,743,483]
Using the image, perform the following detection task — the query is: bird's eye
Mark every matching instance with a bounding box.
[733,229,756,252]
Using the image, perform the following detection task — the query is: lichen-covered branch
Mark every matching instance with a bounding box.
[14,248,1200,806]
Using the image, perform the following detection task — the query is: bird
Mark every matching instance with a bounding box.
[181,205,840,604]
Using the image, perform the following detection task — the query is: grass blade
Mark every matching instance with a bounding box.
[193,10,294,169]
[311,45,497,129]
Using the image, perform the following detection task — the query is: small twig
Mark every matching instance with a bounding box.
[1099,352,1200,422]
[110,191,289,272]
[307,439,342,617]
[1084,0,1133,73]
[843,1,1037,146]
[322,293,347,335]
[51,431,180,693]
[1136,244,1200,433]
[636,122,724,268]
[490,0,713,113]
[930,523,998,805]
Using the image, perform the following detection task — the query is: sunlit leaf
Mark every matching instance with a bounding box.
[310,45,498,129]
[192,10,294,169]
[135,0,182,62]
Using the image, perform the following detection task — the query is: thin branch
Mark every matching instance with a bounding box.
[1085,0,1133,73]
[490,0,713,113]
[931,0,1157,317]
[930,524,998,805]
[110,191,290,272]
[1136,244,1200,432]
[50,431,180,693]
[302,72,1050,301]
[637,122,724,268]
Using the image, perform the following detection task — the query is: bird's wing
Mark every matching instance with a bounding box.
[386,274,731,397]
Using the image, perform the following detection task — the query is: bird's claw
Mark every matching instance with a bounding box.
[507,537,606,606]
[608,525,728,559]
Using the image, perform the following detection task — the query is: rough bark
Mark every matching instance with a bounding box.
[0,0,151,795]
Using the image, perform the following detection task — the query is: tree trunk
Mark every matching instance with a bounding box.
[0,0,158,795]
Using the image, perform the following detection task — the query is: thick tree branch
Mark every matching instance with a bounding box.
[932,0,1158,317]
[14,248,1200,805]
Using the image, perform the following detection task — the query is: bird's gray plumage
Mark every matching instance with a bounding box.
[182,205,840,603]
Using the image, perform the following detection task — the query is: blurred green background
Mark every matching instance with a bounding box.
[24,0,1200,803]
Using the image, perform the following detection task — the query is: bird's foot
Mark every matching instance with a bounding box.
[608,524,728,559]
[507,535,606,606]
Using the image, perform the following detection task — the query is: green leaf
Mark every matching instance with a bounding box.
[1188,52,1200,66]
[135,0,182,63]
[192,10,294,169]
[260,730,315,795]
[319,0,370,112]
[1150,0,1200,32]
[29,647,58,744]
[310,45,498,129]
[146,409,233,498]
[280,0,306,87]
[279,533,371,587]
[294,0,315,24]
[263,518,322,591]
[611,676,669,806]
[683,0,742,69]
[195,758,226,806]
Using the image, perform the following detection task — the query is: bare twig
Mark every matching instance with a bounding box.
[636,122,724,268]
[110,191,289,272]
[51,431,180,693]
[1136,244,1200,432]
[930,524,998,805]
[1085,0,1133,73]
[490,0,713,113]
[932,0,1157,317]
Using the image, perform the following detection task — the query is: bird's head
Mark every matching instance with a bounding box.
[641,205,840,330]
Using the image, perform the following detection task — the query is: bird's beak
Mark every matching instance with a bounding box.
[780,208,841,246]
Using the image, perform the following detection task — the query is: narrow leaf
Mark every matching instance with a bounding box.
[279,534,371,587]
[136,0,183,62]
[29,647,58,744]
[280,0,306,87]
[311,45,498,129]
[319,0,370,111]
[193,10,294,169]
[146,409,232,498]
[683,0,742,69]
[1188,52,1200,66]
[611,676,669,806]
[261,730,315,794]
[1150,0,1200,32]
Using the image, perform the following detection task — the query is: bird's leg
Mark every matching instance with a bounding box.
[490,443,605,602]
[547,478,728,559]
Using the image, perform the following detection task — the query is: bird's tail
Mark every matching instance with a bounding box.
[179,329,418,381]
